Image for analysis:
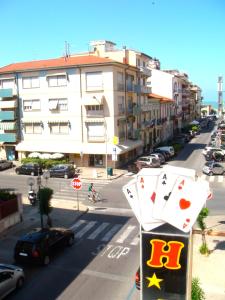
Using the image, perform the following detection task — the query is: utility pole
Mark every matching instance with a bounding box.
[218,76,223,119]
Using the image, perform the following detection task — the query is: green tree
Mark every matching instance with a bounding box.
[197,207,210,255]
[37,187,53,228]
[192,277,205,300]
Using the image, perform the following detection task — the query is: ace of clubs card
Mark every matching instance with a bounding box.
[153,165,196,220]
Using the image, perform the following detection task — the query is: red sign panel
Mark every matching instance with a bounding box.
[71,178,82,190]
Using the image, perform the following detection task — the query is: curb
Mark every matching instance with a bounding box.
[193,229,225,237]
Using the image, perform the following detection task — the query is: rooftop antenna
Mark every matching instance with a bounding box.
[64,41,70,59]
[218,76,223,119]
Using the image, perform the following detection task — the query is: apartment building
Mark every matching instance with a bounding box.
[0,55,146,168]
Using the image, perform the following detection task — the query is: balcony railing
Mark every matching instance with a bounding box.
[141,86,152,94]
[86,110,104,117]
[0,88,13,98]
[138,66,152,77]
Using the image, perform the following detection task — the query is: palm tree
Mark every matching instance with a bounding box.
[37,187,53,228]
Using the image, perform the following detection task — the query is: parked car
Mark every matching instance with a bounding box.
[0,160,13,171]
[150,153,165,164]
[14,227,75,266]
[205,150,225,162]
[135,156,161,169]
[49,164,76,179]
[154,146,175,157]
[202,161,225,176]
[202,147,225,157]
[153,149,171,161]
[175,133,191,142]
[15,163,42,176]
[0,263,24,298]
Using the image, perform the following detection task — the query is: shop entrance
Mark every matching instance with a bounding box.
[89,154,104,167]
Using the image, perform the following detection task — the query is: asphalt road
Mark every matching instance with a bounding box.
[1,124,225,299]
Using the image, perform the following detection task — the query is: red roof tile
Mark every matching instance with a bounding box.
[0,55,116,73]
[148,93,174,102]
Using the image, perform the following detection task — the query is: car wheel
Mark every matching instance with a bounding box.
[208,171,213,176]
[43,255,50,266]
[31,171,35,176]
[16,277,24,289]
[67,236,75,246]
[16,170,20,175]
[64,174,68,179]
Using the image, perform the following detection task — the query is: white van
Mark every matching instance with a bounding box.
[155,146,175,157]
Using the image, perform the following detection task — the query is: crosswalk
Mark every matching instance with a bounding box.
[70,219,140,246]
[52,179,109,202]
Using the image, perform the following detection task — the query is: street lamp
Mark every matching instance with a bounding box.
[37,167,44,228]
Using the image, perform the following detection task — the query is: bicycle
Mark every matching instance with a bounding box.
[87,191,102,203]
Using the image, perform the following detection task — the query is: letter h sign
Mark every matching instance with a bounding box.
[141,225,192,300]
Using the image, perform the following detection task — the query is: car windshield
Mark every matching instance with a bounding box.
[205,162,213,167]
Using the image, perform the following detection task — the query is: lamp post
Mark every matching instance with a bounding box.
[37,167,43,228]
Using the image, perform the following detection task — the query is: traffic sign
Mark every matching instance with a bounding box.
[71,177,82,190]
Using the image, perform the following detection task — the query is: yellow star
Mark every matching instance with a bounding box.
[146,272,163,289]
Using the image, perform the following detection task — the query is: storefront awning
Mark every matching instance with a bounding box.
[16,139,143,155]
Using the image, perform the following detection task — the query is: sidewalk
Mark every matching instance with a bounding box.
[77,166,127,180]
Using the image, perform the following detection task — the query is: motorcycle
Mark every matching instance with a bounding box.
[28,190,37,206]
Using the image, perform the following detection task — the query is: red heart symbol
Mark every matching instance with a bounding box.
[179,198,191,209]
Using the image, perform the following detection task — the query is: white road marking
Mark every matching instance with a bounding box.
[218,175,223,182]
[87,222,110,240]
[116,225,136,243]
[209,176,215,182]
[76,221,97,238]
[70,219,87,231]
[101,224,123,242]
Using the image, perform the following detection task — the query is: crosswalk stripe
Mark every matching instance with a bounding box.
[200,174,207,180]
[70,219,87,231]
[87,222,110,240]
[209,176,215,182]
[101,224,123,242]
[116,225,136,243]
[76,221,97,238]
[218,175,223,182]
[130,234,140,246]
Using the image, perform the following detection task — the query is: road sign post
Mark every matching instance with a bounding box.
[71,178,82,211]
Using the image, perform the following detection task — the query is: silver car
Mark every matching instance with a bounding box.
[0,264,24,299]
[135,156,161,169]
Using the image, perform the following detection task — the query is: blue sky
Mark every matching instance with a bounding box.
[0,0,224,105]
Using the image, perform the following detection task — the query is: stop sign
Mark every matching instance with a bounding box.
[71,177,82,190]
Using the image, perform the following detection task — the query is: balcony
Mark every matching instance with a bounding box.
[86,110,104,117]
[141,103,151,112]
[0,122,16,130]
[0,111,15,120]
[138,66,152,77]
[0,100,17,109]
[126,83,135,93]
[141,86,152,94]
[0,133,17,143]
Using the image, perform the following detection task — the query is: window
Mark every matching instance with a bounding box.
[48,98,68,111]
[0,79,14,88]
[24,123,42,134]
[118,96,125,115]
[86,72,103,91]
[22,77,39,88]
[49,122,69,134]
[86,105,103,111]
[48,75,67,87]
[117,72,124,91]
[87,122,105,141]
[118,120,126,140]
[23,99,40,111]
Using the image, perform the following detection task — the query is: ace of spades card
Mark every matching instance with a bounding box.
[153,165,196,220]
[161,175,208,232]
[136,168,164,230]
[122,179,141,224]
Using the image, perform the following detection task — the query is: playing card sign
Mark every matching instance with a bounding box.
[122,166,211,233]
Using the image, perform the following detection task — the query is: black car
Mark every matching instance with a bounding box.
[14,227,75,265]
[15,163,42,176]
[49,164,76,179]
[0,160,13,171]
[153,149,170,161]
